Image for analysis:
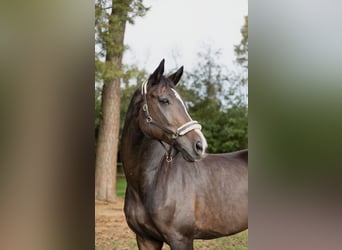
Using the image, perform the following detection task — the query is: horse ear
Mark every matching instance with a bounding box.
[168,66,183,85]
[149,59,165,85]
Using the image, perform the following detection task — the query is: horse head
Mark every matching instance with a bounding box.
[138,59,207,162]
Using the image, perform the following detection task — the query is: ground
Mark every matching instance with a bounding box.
[95,198,248,250]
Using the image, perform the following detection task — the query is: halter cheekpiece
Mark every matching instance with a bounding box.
[141,79,202,162]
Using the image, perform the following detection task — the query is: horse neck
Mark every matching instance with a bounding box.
[121,113,165,188]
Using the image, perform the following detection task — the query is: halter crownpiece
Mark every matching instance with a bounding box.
[141,79,148,95]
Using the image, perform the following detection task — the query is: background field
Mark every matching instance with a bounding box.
[95,176,248,250]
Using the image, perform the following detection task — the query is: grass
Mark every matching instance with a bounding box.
[108,231,248,250]
[194,230,248,250]
[116,177,127,197]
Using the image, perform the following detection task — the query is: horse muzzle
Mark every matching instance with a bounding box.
[175,129,208,162]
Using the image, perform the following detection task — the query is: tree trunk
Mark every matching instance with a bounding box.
[95,0,131,201]
[95,80,120,201]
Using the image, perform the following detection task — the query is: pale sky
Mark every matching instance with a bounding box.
[123,0,248,72]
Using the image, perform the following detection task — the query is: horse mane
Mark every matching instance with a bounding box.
[125,88,143,120]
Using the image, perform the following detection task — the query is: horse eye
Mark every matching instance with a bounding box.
[159,98,170,105]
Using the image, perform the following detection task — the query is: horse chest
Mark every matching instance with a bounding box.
[124,189,164,239]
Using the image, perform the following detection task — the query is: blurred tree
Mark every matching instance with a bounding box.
[234,16,248,71]
[233,15,248,103]
[178,46,248,153]
[95,0,149,201]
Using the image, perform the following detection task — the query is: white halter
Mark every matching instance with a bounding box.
[140,79,202,139]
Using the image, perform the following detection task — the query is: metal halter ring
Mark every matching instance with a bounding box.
[166,154,172,163]
[142,104,148,112]
[171,133,178,139]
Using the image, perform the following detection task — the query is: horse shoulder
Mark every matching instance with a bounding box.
[124,185,164,240]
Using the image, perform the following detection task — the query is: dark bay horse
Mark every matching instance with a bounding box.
[121,59,248,250]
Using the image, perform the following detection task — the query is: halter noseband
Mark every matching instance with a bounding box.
[141,79,202,161]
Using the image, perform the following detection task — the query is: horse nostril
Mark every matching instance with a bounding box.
[195,141,203,155]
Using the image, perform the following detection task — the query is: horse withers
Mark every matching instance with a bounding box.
[121,59,248,250]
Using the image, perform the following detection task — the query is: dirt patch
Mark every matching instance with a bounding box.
[95,199,247,250]
[96,199,134,249]
[96,199,174,249]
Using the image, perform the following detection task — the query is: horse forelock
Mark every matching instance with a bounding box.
[128,77,174,121]
[144,75,175,92]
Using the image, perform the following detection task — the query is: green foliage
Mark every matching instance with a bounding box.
[178,46,248,153]
[179,47,227,106]
[95,0,149,83]
[95,0,149,51]
[194,104,248,153]
[116,177,127,197]
[233,15,248,92]
[234,16,248,70]
[127,0,150,24]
